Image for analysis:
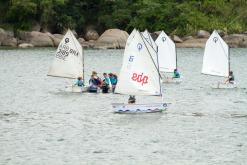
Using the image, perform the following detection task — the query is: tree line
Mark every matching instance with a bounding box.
[0,0,246,36]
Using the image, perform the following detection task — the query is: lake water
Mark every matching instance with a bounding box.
[0,48,247,165]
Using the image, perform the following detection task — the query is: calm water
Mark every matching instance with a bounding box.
[0,48,247,165]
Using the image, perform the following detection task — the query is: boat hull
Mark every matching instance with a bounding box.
[211,82,237,89]
[112,103,169,113]
[162,78,182,84]
[66,85,88,93]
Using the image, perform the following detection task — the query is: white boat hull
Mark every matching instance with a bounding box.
[211,82,237,89]
[162,78,182,84]
[66,85,88,93]
[112,103,168,113]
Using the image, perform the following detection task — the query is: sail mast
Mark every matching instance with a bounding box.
[140,32,162,96]
[82,47,85,82]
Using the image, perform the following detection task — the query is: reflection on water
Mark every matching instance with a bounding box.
[0,48,247,165]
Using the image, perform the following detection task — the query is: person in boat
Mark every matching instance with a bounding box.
[225,71,235,84]
[128,95,136,104]
[109,73,118,93]
[102,73,111,93]
[74,76,84,87]
[172,69,180,79]
[88,72,102,93]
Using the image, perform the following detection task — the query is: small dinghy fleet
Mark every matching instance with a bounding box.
[47,28,238,113]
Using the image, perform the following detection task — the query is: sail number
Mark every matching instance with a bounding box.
[131,73,148,86]
[56,44,79,60]
[129,56,134,62]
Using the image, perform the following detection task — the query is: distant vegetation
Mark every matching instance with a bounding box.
[0,0,246,36]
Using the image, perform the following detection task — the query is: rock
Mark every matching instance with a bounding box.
[19,31,54,47]
[78,37,85,43]
[224,34,247,48]
[0,28,17,47]
[176,38,207,48]
[96,29,129,49]
[85,29,99,41]
[216,29,226,37]
[46,33,63,47]
[80,41,96,49]
[197,30,210,38]
[182,36,194,41]
[18,43,34,48]
[172,35,183,43]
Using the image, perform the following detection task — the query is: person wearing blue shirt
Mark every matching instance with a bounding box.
[102,73,111,93]
[109,73,118,93]
[173,69,180,79]
[75,77,84,86]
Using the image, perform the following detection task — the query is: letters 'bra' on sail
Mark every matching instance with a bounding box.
[202,30,229,77]
[155,31,177,72]
[115,30,161,96]
[47,29,83,79]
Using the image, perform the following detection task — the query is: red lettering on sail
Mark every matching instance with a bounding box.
[131,73,148,85]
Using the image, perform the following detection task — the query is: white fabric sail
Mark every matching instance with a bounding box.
[48,29,83,79]
[126,28,137,47]
[202,30,229,77]
[115,30,161,96]
[142,29,158,52]
[155,31,176,72]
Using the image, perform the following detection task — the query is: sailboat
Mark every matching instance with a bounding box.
[155,31,181,83]
[202,30,236,89]
[47,29,87,92]
[112,30,168,113]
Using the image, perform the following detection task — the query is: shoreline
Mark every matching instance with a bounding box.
[1,28,247,49]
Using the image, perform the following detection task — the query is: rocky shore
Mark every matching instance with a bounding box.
[0,28,247,49]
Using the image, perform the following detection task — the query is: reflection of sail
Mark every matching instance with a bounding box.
[115,30,161,96]
[155,31,176,72]
[202,30,229,77]
[48,29,83,79]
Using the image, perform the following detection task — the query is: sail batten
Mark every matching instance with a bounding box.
[202,30,229,77]
[115,30,161,96]
[47,29,83,79]
[155,31,176,72]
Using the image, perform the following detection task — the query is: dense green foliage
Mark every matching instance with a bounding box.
[0,0,246,35]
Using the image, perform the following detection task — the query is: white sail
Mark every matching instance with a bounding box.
[126,28,137,47]
[115,30,161,96]
[202,30,229,77]
[155,31,176,72]
[142,29,158,52]
[48,29,83,79]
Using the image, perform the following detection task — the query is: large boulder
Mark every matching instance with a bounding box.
[197,30,210,38]
[0,28,17,47]
[85,29,99,41]
[224,34,247,48]
[18,31,54,47]
[96,29,129,49]
[46,33,63,47]
[172,35,183,43]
